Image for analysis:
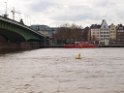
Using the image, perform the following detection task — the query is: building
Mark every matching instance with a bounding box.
[100,20,109,46]
[30,25,58,46]
[109,23,116,44]
[90,24,101,45]
[30,25,52,37]
[116,24,124,46]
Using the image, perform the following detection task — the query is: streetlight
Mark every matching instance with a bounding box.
[4,2,8,17]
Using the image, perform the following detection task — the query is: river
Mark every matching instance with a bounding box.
[0,48,124,93]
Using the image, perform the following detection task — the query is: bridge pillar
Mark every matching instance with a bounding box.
[20,41,41,50]
[43,37,49,47]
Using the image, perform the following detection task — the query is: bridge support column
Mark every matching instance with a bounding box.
[20,42,41,50]
[41,37,49,47]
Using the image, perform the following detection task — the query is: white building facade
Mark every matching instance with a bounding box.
[100,20,109,46]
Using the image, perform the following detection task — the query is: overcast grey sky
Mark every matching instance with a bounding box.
[0,0,124,27]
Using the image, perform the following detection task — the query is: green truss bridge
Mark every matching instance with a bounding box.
[0,16,49,51]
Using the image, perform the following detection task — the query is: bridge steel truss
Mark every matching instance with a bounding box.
[0,16,48,46]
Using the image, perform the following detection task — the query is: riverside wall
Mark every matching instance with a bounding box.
[0,42,42,53]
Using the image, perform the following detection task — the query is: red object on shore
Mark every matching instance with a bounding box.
[64,42,96,48]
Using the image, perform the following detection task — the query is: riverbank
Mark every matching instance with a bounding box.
[0,42,42,53]
[0,44,124,54]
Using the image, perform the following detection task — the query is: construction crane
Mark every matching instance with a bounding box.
[11,7,21,20]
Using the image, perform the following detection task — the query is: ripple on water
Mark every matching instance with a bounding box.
[1,48,124,93]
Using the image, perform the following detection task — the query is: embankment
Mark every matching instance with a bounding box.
[0,42,42,53]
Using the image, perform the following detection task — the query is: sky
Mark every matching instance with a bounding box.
[0,0,124,27]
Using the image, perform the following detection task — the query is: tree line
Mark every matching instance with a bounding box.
[53,24,89,45]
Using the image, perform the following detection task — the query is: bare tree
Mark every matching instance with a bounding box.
[53,24,83,45]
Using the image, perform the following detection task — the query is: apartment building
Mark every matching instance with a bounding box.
[90,24,101,45]
[100,20,109,46]
[109,23,116,44]
[116,24,124,45]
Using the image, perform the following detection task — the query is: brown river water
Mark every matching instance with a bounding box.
[0,48,124,93]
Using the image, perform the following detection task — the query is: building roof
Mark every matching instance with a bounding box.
[116,24,124,30]
[101,19,109,29]
[30,25,52,31]
[90,24,101,29]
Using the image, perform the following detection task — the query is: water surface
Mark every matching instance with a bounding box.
[0,48,124,93]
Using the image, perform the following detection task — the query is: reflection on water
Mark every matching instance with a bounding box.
[0,48,124,93]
